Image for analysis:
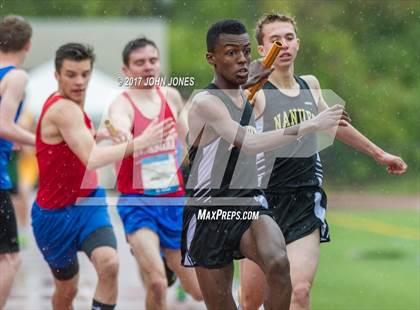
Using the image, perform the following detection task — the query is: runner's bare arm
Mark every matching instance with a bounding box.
[53,99,173,169]
[193,92,344,155]
[107,94,134,142]
[306,75,407,175]
[167,87,189,143]
[252,89,266,119]
[0,70,35,146]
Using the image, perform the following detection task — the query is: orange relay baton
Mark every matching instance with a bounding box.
[246,41,283,101]
[104,119,118,137]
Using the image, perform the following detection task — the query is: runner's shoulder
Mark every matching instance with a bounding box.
[300,74,321,89]
[162,86,184,114]
[191,90,226,118]
[109,92,133,112]
[51,98,84,119]
[193,89,224,106]
[2,68,28,87]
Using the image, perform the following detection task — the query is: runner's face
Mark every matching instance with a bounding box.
[259,21,299,68]
[55,59,92,104]
[124,45,160,88]
[207,33,251,86]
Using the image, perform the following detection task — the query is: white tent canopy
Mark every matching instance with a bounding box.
[25,61,120,124]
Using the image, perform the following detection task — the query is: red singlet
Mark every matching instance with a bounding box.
[117,87,185,196]
[35,93,98,209]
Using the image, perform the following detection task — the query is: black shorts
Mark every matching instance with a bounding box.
[181,196,273,269]
[6,152,19,194]
[0,190,19,254]
[266,187,330,245]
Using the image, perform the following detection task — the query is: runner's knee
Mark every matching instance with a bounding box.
[185,285,203,301]
[240,291,262,310]
[95,253,119,280]
[292,281,311,307]
[148,277,167,300]
[55,283,78,301]
[266,252,290,280]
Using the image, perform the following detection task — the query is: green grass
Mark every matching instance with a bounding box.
[325,174,419,194]
[313,210,419,310]
[233,209,419,310]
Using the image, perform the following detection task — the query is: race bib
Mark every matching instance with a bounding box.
[140,153,180,195]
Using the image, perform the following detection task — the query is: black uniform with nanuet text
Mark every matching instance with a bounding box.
[258,76,330,244]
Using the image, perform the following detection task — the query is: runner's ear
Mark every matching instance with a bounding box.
[206,52,216,67]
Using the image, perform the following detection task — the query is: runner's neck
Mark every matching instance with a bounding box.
[0,51,25,67]
[269,65,298,90]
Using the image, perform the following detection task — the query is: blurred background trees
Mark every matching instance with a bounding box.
[2,0,418,191]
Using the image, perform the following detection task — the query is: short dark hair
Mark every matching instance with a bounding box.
[255,13,297,45]
[0,15,32,53]
[206,19,247,52]
[122,37,158,66]
[55,43,95,72]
